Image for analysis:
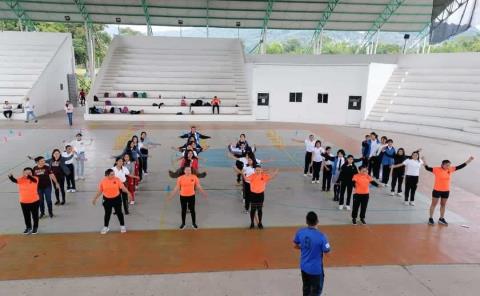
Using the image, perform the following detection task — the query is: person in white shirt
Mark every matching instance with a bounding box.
[367,133,383,180]
[391,150,423,206]
[112,157,137,215]
[24,97,38,123]
[70,133,92,181]
[321,146,334,191]
[62,145,76,192]
[3,101,13,119]
[310,140,325,184]
[292,135,315,176]
[64,101,74,127]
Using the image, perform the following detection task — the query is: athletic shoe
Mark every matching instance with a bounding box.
[316,181,321,184]
[303,174,308,177]
[390,192,395,196]
[179,224,186,230]
[249,223,255,229]
[192,224,198,230]
[307,173,312,177]
[404,201,410,206]
[258,223,264,229]
[144,173,148,176]
[409,202,415,206]
[49,213,54,218]
[428,218,435,225]
[120,226,127,233]
[396,192,403,197]
[60,201,65,205]
[31,228,38,235]
[352,219,357,225]
[384,183,389,187]
[71,189,76,193]
[311,180,315,184]
[338,205,344,210]
[125,211,130,215]
[129,201,135,205]
[55,201,60,205]
[23,228,32,235]
[360,219,367,225]
[346,206,351,211]
[100,227,109,234]
[39,213,45,219]
[438,218,448,226]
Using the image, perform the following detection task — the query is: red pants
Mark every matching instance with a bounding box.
[126,176,136,201]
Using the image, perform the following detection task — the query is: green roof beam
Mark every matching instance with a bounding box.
[140,0,153,36]
[356,0,406,53]
[310,0,341,53]
[72,0,93,31]
[3,0,36,31]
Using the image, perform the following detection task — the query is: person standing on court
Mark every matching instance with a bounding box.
[8,168,40,235]
[294,211,331,296]
[292,134,316,177]
[64,101,74,127]
[211,96,221,114]
[24,97,38,123]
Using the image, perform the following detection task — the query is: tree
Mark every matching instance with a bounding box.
[266,42,284,54]
[375,43,402,54]
[283,38,304,54]
[119,27,145,36]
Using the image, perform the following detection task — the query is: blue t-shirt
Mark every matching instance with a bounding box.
[293,227,330,275]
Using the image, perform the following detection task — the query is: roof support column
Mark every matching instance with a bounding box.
[141,0,153,36]
[373,29,380,54]
[206,0,209,38]
[4,0,36,31]
[313,29,324,55]
[85,22,95,84]
[310,0,340,54]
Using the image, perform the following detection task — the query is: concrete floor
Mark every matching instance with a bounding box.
[1,109,479,295]
[2,264,479,296]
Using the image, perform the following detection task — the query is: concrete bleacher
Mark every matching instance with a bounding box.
[0,32,73,120]
[361,66,480,145]
[87,36,253,121]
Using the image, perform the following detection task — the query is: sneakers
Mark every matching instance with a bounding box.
[120,226,127,233]
[71,189,76,193]
[179,224,186,230]
[338,205,344,210]
[409,201,415,206]
[303,174,308,177]
[346,205,351,211]
[352,218,357,225]
[396,192,403,197]
[360,219,367,225]
[192,224,199,230]
[316,181,321,184]
[129,201,135,205]
[258,223,264,229]
[39,213,45,219]
[31,228,38,235]
[144,173,148,176]
[307,173,312,177]
[55,201,60,205]
[61,201,65,205]
[249,223,255,229]
[390,192,395,196]
[428,218,435,225]
[23,228,32,235]
[100,227,110,234]
[404,201,410,206]
[49,213,54,218]
[311,180,316,184]
[438,218,448,226]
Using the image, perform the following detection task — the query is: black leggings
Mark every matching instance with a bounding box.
[382,165,391,184]
[21,201,39,230]
[103,196,124,227]
[180,195,196,225]
[391,169,404,193]
[54,174,66,203]
[340,182,354,206]
[3,110,13,118]
[404,175,418,202]
[120,190,129,214]
[312,161,322,181]
[250,192,264,225]
[352,194,370,219]
[304,152,312,174]
[322,165,332,190]
[369,156,380,179]
[212,105,220,114]
[65,164,76,189]
[243,181,251,211]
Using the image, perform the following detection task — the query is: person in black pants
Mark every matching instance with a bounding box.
[380,139,395,185]
[337,155,359,210]
[390,148,406,196]
[8,168,40,234]
[63,145,76,192]
[44,149,74,205]
[321,146,333,191]
[32,157,60,218]
[292,135,315,176]
[351,166,382,225]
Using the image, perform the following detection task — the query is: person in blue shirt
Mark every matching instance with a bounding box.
[294,211,331,296]
[381,139,396,185]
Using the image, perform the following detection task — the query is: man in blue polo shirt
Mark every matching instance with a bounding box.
[294,211,331,296]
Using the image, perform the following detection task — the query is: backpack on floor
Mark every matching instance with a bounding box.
[104,92,109,98]
[141,92,147,98]
[133,92,139,98]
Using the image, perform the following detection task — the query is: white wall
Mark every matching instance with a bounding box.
[398,52,480,68]
[364,63,397,119]
[29,35,74,116]
[249,64,369,125]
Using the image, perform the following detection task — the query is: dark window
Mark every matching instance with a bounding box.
[317,93,328,104]
[348,96,362,110]
[257,93,269,106]
[290,92,302,103]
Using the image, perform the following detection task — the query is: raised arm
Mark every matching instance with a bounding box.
[198,133,211,139]
[421,157,433,172]
[8,174,17,183]
[291,138,304,144]
[455,156,474,171]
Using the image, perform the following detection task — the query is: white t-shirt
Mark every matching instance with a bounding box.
[403,159,423,176]
[324,153,334,166]
[62,151,74,164]
[71,139,86,154]
[242,166,255,183]
[304,139,315,153]
[112,166,129,183]
[24,101,34,112]
[312,147,325,162]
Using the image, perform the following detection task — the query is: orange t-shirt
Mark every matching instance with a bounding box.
[248,173,271,194]
[352,174,373,194]
[99,177,123,198]
[432,167,456,191]
[17,176,39,203]
[177,174,199,197]
[211,98,221,105]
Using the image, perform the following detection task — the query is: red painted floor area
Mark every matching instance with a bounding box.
[1,224,479,281]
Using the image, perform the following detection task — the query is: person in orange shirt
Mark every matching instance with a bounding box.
[211,96,221,114]
[351,166,382,225]
[92,168,132,234]
[422,156,474,226]
[8,168,40,235]
[167,166,208,230]
[246,167,279,229]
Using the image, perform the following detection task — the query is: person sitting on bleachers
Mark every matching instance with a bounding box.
[211,96,221,114]
[181,97,187,107]
[3,101,13,120]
